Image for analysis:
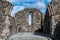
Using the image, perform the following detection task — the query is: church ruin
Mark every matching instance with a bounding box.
[15,8,44,32]
[0,0,60,40]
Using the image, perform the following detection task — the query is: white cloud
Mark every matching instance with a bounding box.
[11,1,46,16]
[9,0,40,3]
[23,2,46,8]
[9,0,51,3]
[40,8,46,14]
[9,0,18,3]
[47,0,51,2]
[23,1,46,13]
[36,2,46,8]
[11,6,24,16]
[9,0,51,16]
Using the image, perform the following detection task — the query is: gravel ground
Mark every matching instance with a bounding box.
[7,32,51,40]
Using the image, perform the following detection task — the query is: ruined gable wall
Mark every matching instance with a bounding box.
[15,8,44,33]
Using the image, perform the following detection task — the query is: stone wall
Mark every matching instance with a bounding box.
[0,1,13,39]
[44,0,60,39]
[15,8,44,33]
[10,17,17,35]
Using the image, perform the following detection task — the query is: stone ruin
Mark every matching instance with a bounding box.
[0,0,60,40]
[15,8,44,33]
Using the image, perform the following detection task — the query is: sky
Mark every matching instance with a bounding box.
[8,0,51,16]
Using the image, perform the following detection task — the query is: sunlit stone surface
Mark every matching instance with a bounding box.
[8,32,51,40]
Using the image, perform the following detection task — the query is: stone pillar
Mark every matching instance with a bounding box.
[43,2,56,36]
[0,0,13,39]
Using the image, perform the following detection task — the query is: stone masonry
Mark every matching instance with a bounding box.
[43,0,60,40]
[0,0,60,40]
[15,8,44,33]
[10,17,17,35]
[0,0,13,39]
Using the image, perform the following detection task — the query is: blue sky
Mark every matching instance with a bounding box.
[8,0,51,16]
